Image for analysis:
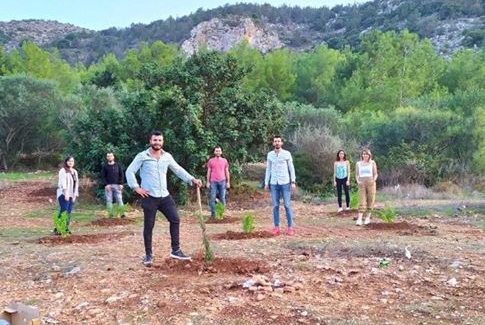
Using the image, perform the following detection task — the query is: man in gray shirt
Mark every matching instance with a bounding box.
[264,135,297,236]
[126,131,202,266]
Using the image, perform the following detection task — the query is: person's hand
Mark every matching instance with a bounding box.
[192,178,202,187]
[206,183,210,189]
[226,182,230,189]
[264,185,269,191]
[346,180,350,186]
[291,183,297,192]
[119,185,124,190]
[134,187,149,198]
[105,185,111,191]
[333,181,336,187]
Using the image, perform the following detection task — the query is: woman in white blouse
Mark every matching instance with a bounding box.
[355,149,378,225]
[55,156,79,234]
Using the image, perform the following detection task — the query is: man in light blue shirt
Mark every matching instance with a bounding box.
[264,135,296,236]
[126,131,202,266]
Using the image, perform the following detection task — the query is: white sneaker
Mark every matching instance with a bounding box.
[356,217,363,226]
[337,207,343,213]
[345,207,350,211]
[364,216,371,225]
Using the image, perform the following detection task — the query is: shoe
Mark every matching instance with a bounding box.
[287,227,295,236]
[364,216,371,225]
[356,217,363,226]
[337,207,343,213]
[142,255,153,266]
[170,249,191,260]
[346,207,350,211]
[271,227,280,236]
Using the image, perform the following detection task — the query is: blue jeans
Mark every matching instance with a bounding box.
[209,180,227,216]
[270,183,293,228]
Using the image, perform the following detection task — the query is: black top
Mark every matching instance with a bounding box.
[101,162,124,185]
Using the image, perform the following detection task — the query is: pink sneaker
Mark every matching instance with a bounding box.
[271,227,280,236]
[287,227,295,236]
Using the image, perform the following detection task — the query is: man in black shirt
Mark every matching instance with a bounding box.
[101,152,125,218]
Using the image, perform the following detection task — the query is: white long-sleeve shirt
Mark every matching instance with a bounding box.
[264,149,296,186]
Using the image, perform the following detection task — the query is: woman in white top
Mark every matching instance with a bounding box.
[355,149,378,225]
[333,150,350,212]
[55,156,79,234]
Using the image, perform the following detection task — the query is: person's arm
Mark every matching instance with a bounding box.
[288,156,296,184]
[167,154,197,185]
[101,165,108,186]
[346,161,351,185]
[58,169,68,198]
[225,162,230,189]
[125,154,142,189]
[206,161,212,189]
[373,161,378,182]
[264,153,271,190]
[73,170,79,200]
[118,163,125,185]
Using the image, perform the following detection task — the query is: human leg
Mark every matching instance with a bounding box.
[159,196,181,252]
[209,181,217,218]
[270,184,281,228]
[105,186,114,217]
[141,196,158,259]
[336,178,343,209]
[217,180,227,206]
[112,185,125,217]
[281,183,294,228]
[343,182,350,209]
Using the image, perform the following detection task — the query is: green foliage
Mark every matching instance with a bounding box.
[108,205,127,218]
[350,191,359,210]
[376,206,396,224]
[0,75,65,170]
[53,211,70,237]
[242,213,255,234]
[215,202,225,220]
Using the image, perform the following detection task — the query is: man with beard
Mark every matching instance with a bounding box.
[101,152,125,218]
[264,135,297,236]
[206,146,230,220]
[126,131,202,266]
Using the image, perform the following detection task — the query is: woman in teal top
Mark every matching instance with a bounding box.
[333,150,350,212]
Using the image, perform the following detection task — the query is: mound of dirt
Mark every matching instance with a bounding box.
[38,231,135,245]
[209,230,274,240]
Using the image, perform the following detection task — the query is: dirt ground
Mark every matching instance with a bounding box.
[0,178,484,325]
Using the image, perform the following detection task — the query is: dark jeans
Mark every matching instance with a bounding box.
[141,195,180,257]
[335,177,350,208]
[58,194,74,226]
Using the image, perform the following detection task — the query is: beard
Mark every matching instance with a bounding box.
[151,144,162,151]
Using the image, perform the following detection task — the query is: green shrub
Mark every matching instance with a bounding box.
[376,206,396,223]
[242,213,255,233]
[215,201,225,220]
[350,191,359,209]
[53,211,70,237]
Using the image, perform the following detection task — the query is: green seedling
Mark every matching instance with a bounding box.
[242,213,255,233]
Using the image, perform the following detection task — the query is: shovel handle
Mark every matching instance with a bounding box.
[196,186,203,214]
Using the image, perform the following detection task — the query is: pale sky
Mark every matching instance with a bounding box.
[0,0,370,31]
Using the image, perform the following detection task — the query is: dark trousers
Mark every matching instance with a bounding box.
[141,195,180,257]
[335,178,350,208]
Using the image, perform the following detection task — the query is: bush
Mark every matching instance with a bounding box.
[242,213,255,233]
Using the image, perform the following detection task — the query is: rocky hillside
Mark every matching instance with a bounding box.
[0,19,93,52]
[0,0,484,65]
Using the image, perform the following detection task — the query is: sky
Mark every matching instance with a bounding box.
[0,0,369,31]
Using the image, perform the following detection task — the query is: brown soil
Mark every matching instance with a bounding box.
[0,177,484,325]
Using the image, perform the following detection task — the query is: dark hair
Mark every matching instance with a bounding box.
[63,156,74,169]
[151,130,163,137]
[272,135,283,141]
[213,146,222,151]
[335,150,347,161]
